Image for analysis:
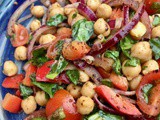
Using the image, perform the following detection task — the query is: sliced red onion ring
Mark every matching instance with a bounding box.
[78,3,97,21]
[40,0,51,7]
[17,14,32,24]
[123,5,130,25]
[108,20,116,29]
[74,60,102,85]
[78,0,86,4]
[27,25,56,59]
[7,0,37,36]
[113,89,136,96]
[23,62,30,71]
[101,0,112,3]
[89,2,145,55]
[42,7,48,25]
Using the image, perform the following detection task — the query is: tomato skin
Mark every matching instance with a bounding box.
[50,0,56,3]
[145,0,160,15]
[15,90,21,97]
[2,93,22,113]
[2,74,24,89]
[12,24,29,47]
[136,70,160,116]
[23,64,37,86]
[109,72,128,91]
[46,90,82,120]
[110,8,123,20]
[95,85,142,116]
[157,59,160,67]
[96,67,110,78]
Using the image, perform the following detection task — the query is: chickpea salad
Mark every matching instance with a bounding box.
[1,0,160,120]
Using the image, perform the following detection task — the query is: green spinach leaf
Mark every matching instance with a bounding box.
[153,15,160,26]
[31,48,48,66]
[31,74,59,98]
[55,40,64,60]
[19,84,33,98]
[47,14,67,27]
[149,37,160,60]
[101,79,113,87]
[66,70,79,85]
[142,84,153,103]
[72,19,94,42]
[151,2,160,13]
[113,59,122,75]
[46,56,68,79]
[124,58,140,67]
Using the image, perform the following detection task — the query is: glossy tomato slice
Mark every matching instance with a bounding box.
[145,0,160,15]
[11,24,29,47]
[95,85,142,116]
[46,90,82,120]
[96,67,110,78]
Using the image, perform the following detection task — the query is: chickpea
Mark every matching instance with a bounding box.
[96,4,112,19]
[142,60,159,75]
[39,34,56,44]
[35,91,48,106]
[79,70,90,83]
[31,5,45,18]
[129,75,142,90]
[152,25,160,38]
[49,2,61,12]
[21,96,37,114]
[3,61,18,76]
[49,7,64,17]
[81,81,96,98]
[94,18,110,36]
[76,96,95,115]
[87,0,101,12]
[131,41,152,63]
[71,14,85,26]
[67,84,81,99]
[130,22,147,40]
[30,19,41,32]
[122,60,141,80]
[64,7,77,15]
[14,46,27,61]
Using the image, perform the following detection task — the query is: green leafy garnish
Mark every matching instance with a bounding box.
[51,107,66,120]
[104,50,121,75]
[46,56,68,79]
[101,79,113,87]
[55,40,64,60]
[31,74,59,98]
[19,84,33,98]
[149,37,160,60]
[47,14,67,27]
[124,58,140,67]
[153,15,160,26]
[72,19,94,42]
[31,118,47,120]
[29,34,33,41]
[151,2,160,13]
[87,110,123,120]
[31,48,48,66]
[72,12,78,19]
[142,84,153,103]
[157,114,160,120]
[66,70,79,85]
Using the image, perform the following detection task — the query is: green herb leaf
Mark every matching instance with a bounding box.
[104,50,119,61]
[142,84,153,103]
[19,84,33,98]
[31,48,48,66]
[46,56,68,79]
[31,74,59,98]
[51,107,66,120]
[72,12,78,19]
[66,70,79,85]
[101,79,113,87]
[153,15,160,26]
[55,40,64,60]
[149,37,160,60]
[120,35,136,58]
[151,2,160,9]
[124,58,140,67]
[87,110,123,120]
[157,114,160,120]
[72,19,94,42]
[113,59,122,75]
[31,118,47,120]
[47,14,67,27]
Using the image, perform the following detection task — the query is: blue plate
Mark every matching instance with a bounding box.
[0,0,42,119]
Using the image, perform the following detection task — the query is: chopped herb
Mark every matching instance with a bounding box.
[55,40,64,60]
[47,14,67,27]
[29,34,33,41]
[19,84,33,99]
[151,2,160,9]
[101,79,113,87]
[31,48,48,66]
[72,12,77,19]
[31,118,47,120]
[142,66,148,70]
[153,15,160,26]
[142,84,153,103]
[72,19,94,42]
[66,70,79,85]
[124,58,140,67]
[149,37,160,60]
[113,59,122,75]
[157,114,160,120]
[31,74,59,98]
[51,107,66,120]
[46,56,68,79]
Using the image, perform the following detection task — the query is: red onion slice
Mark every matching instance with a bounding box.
[113,89,136,96]
[108,20,116,29]
[78,3,97,21]
[74,60,102,85]
[89,2,145,55]
[17,14,32,24]
[27,25,56,59]
[78,0,86,4]
[123,5,130,25]
[7,0,37,36]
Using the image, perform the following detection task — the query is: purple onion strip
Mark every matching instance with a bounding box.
[123,5,130,26]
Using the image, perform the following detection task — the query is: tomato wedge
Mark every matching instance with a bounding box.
[95,85,142,116]
[96,67,110,78]
[46,90,82,120]
[2,93,22,113]
[145,0,160,15]
[23,63,37,86]
[11,24,29,47]
[136,70,160,116]
[2,74,24,89]
[109,72,128,91]
[157,59,160,67]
